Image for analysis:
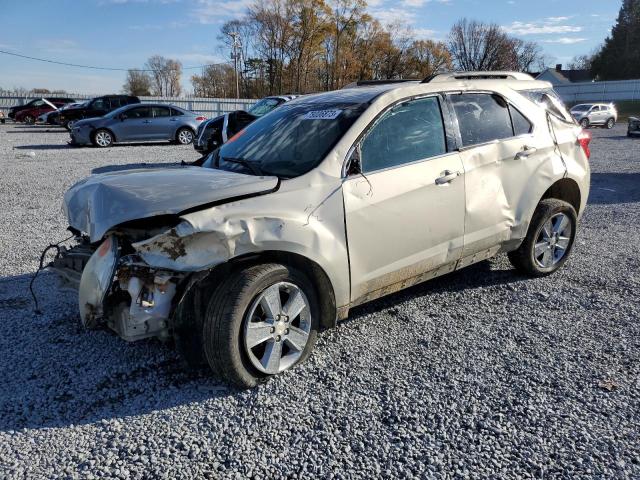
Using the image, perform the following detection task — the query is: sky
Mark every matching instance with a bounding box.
[0,0,621,95]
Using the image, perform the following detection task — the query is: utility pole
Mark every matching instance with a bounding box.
[228,31,241,99]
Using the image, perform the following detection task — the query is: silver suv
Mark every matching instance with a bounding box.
[51,72,591,388]
[570,103,617,129]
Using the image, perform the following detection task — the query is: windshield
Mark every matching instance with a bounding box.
[247,98,283,117]
[205,101,367,178]
[571,105,592,112]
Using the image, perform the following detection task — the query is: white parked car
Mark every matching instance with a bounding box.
[50,72,591,388]
[570,103,617,129]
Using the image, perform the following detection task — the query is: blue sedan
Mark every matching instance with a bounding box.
[69,103,206,147]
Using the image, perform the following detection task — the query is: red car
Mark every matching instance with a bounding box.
[14,98,75,124]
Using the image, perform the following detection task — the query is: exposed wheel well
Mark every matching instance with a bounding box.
[192,251,337,331]
[541,178,582,214]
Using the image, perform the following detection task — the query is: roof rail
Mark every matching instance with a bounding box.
[342,79,419,89]
[422,71,535,83]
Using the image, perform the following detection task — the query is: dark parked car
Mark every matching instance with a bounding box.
[8,97,75,120]
[193,95,297,155]
[69,103,206,147]
[628,117,640,137]
[58,95,140,129]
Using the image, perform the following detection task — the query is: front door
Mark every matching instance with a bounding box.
[342,95,466,304]
[113,106,152,142]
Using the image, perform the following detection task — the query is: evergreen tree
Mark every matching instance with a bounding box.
[591,0,640,80]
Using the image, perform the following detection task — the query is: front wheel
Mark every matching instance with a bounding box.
[580,118,589,128]
[23,115,35,125]
[605,118,615,129]
[508,199,577,277]
[176,128,194,145]
[202,263,319,388]
[92,129,114,148]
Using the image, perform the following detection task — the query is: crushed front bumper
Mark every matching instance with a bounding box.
[49,235,185,342]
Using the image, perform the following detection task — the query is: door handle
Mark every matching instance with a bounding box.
[515,146,537,160]
[435,170,460,185]
[169,118,177,121]
[143,120,152,124]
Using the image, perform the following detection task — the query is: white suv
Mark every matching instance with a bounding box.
[570,103,617,129]
[51,72,591,388]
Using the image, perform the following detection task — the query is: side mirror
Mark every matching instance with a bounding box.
[345,144,362,176]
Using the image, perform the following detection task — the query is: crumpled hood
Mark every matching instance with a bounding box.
[64,166,279,242]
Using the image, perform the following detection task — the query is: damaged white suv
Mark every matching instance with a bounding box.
[51,72,591,388]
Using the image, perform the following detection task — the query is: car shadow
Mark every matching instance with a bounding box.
[6,129,68,133]
[92,162,183,174]
[589,173,640,205]
[0,272,233,432]
[13,144,74,150]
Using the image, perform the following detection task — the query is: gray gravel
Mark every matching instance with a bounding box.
[0,122,639,479]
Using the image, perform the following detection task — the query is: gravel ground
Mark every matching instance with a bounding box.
[0,123,638,479]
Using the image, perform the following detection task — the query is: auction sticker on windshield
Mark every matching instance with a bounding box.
[303,110,342,120]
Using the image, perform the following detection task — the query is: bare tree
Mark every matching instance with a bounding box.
[123,69,152,96]
[145,56,182,97]
[448,18,542,72]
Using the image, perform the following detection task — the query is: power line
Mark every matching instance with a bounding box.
[0,49,230,72]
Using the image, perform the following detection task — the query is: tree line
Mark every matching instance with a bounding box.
[123,0,549,98]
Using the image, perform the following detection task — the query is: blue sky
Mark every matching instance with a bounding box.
[0,0,621,94]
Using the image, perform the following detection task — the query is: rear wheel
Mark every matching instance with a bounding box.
[508,199,577,277]
[176,128,194,145]
[580,118,589,128]
[23,115,35,125]
[605,118,615,129]
[202,263,319,388]
[92,129,114,148]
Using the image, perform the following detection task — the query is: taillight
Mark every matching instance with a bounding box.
[195,116,206,121]
[577,130,591,159]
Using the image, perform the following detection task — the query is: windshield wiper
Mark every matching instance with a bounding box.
[221,156,264,176]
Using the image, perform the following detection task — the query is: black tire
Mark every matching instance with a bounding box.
[176,127,194,145]
[508,199,577,277]
[92,129,114,148]
[580,118,589,128]
[202,263,319,388]
[23,115,35,125]
[63,120,73,131]
[605,118,615,129]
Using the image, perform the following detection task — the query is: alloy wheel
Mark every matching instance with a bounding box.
[95,131,112,147]
[243,282,312,375]
[533,213,572,268]
[178,129,193,144]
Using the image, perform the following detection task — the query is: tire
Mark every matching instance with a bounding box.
[176,127,194,145]
[605,118,615,129]
[63,120,76,131]
[508,199,577,277]
[23,115,35,125]
[202,263,319,388]
[580,118,589,128]
[92,129,114,148]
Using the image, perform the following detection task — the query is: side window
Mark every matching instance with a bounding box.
[170,107,184,116]
[510,106,533,136]
[451,93,513,147]
[123,106,151,119]
[360,96,447,173]
[152,107,171,117]
[91,99,106,111]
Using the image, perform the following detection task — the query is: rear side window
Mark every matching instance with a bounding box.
[510,106,533,136]
[451,93,513,147]
[170,108,184,116]
[361,96,447,173]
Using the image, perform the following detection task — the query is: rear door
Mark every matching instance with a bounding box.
[449,92,549,259]
[342,95,466,303]
[150,106,173,139]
